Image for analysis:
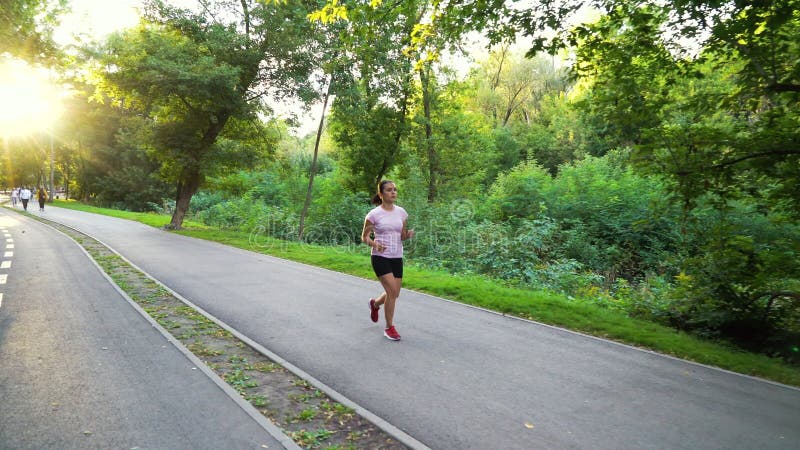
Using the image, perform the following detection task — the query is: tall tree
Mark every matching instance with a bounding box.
[323,0,422,193]
[95,0,318,228]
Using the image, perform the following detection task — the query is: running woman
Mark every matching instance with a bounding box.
[361,180,414,340]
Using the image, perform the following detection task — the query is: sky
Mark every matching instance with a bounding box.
[53,0,141,46]
[54,0,199,46]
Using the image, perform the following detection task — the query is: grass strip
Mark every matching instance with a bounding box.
[51,200,800,387]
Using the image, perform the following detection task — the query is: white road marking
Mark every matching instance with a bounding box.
[0,293,3,308]
[0,274,6,284]
[6,244,13,249]
[1,261,10,269]
[3,252,11,257]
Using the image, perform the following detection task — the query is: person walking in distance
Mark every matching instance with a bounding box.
[361,180,415,341]
[11,187,19,207]
[37,186,48,212]
[19,186,32,211]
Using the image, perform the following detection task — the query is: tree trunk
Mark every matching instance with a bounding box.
[168,168,201,230]
[374,74,412,187]
[166,116,229,230]
[298,76,333,241]
[419,66,437,202]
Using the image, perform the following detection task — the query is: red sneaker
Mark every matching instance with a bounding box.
[384,326,401,341]
[369,299,379,323]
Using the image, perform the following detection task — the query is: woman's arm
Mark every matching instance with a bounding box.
[401,219,415,241]
[361,219,385,252]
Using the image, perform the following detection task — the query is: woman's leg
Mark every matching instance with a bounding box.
[374,291,387,307]
[377,274,402,328]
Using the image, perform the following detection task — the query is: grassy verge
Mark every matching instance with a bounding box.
[51,200,800,387]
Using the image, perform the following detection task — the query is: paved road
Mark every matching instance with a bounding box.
[0,208,290,449]
[25,205,800,449]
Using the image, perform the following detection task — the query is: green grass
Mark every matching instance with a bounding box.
[47,201,800,386]
[52,199,207,228]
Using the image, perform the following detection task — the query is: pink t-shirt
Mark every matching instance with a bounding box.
[365,205,408,258]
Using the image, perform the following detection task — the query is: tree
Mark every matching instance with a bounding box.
[94,0,318,228]
[472,49,568,128]
[323,0,422,193]
[317,0,473,201]
[299,76,333,241]
[0,0,64,61]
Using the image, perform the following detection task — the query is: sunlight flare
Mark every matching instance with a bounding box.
[0,58,64,137]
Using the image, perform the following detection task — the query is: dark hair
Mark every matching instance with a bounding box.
[371,180,394,205]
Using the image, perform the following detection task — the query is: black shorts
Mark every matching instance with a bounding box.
[371,255,403,279]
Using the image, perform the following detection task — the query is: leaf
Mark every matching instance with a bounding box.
[525,422,535,429]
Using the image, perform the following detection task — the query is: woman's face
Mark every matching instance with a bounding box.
[381,183,398,203]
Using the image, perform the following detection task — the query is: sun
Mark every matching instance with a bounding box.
[0,58,64,138]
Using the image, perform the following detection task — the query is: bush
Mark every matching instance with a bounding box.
[667,198,800,361]
[303,174,372,246]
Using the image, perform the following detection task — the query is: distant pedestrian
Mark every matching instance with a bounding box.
[361,180,415,341]
[11,187,18,207]
[37,186,48,212]
[19,187,32,211]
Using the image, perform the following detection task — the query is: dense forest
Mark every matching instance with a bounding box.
[2,0,798,363]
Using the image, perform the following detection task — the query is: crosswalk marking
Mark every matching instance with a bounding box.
[1,261,10,269]
[6,244,13,249]
[5,238,11,243]
[3,252,11,257]
[0,293,3,308]
[0,274,6,284]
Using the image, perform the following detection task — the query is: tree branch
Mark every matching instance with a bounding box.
[767,83,800,93]
[764,291,800,301]
[674,149,800,176]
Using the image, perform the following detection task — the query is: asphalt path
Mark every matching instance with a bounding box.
[26,205,800,449]
[0,207,289,449]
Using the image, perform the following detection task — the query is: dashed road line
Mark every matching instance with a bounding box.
[1,229,6,309]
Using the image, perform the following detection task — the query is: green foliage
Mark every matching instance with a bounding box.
[304,175,372,245]
[328,88,406,192]
[0,0,65,61]
[408,82,497,200]
[545,155,681,280]
[204,168,289,205]
[485,162,552,221]
[323,0,420,192]
[668,198,800,361]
